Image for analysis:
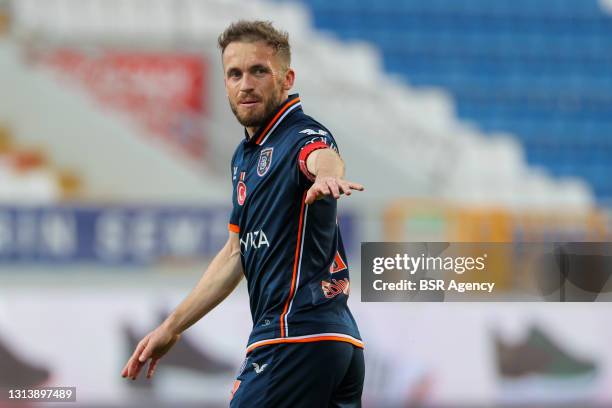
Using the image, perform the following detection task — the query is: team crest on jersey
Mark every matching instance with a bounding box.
[237,181,247,206]
[321,278,350,298]
[330,251,348,273]
[257,147,273,177]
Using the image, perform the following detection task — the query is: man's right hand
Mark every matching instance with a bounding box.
[120,232,242,381]
[121,324,180,380]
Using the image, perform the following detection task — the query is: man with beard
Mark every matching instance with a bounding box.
[122,20,365,407]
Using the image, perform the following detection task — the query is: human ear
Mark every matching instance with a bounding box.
[283,67,295,91]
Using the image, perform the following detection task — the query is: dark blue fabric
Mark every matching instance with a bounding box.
[230,342,364,408]
[229,94,361,349]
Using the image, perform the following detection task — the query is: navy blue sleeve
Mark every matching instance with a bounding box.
[229,152,240,233]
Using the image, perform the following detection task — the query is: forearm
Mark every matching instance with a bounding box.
[307,148,345,179]
[303,148,363,204]
[162,240,243,335]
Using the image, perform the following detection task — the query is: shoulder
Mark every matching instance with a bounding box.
[289,113,333,137]
[284,115,339,153]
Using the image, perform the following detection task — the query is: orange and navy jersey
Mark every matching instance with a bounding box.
[228,94,362,354]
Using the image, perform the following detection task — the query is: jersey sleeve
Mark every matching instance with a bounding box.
[228,153,240,233]
[293,128,340,185]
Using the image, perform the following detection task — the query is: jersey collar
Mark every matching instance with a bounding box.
[244,94,302,145]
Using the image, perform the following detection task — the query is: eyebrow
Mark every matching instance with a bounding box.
[250,64,270,72]
[226,64,272,76]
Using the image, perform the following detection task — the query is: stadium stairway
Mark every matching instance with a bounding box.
[0,125,84,202]
[0,39,228,203]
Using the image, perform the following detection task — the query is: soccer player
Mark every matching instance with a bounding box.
[121,20,365,407]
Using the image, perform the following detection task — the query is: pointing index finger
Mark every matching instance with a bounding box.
[348,182,364,191]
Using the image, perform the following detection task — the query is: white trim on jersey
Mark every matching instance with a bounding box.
[246,332,365,353]
[260,102,302,145]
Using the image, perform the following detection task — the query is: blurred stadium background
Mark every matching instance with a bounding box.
[0,0,611,406]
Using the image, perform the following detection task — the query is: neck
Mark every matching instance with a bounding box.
[246,126,257,138]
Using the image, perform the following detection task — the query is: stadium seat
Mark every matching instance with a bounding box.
[293,0,612,201]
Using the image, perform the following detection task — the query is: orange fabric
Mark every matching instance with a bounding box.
[228,223,240,233]
[298,141,329,182]
[246,336,364,354]
[230,380,241,401]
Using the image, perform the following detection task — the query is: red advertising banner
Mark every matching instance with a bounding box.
[38,49,208,162]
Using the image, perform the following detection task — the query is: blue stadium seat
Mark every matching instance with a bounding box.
[290,0,612,200]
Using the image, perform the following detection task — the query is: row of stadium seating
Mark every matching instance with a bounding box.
[325,18,612,39]
[404,78,612,101]
[307,0,605,17]
[295,0,612,201]
[8,0,595,209]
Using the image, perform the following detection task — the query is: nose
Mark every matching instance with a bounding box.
[239,73,255,93]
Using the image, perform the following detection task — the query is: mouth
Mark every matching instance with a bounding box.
[239,99,261,107]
